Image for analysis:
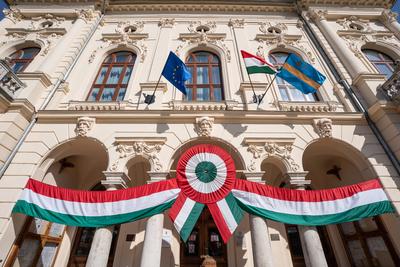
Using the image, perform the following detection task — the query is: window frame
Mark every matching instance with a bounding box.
[9,47,41,73]
[362,49,396,78]
[86,51,136,102]
[268,51,319,102]
[185,51,224,102]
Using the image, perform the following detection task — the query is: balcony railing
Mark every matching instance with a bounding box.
[379,63,400,105]
[0,59,25,98]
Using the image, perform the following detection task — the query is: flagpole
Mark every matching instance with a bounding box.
[145,73,162,107]
[246,72,259,104]
[257,73,277,108]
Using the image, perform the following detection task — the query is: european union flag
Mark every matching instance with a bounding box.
[277,54,326,94]
[162,52,192,95]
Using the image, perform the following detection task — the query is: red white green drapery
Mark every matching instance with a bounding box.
[13,144,394,243]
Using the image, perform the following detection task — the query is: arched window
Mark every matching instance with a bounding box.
[362,49,395,78]
[87,51,136,102]
[269,52,318,102]
[185,51,224,102]
[9,47,40,73]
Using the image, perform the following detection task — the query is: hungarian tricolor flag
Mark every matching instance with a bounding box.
[241,50,277,75]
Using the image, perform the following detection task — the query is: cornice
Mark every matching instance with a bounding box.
[8,98,35,120]
[17,72,52,87]
[36,110,365,124]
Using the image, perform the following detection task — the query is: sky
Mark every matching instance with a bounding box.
[0,0,399,21]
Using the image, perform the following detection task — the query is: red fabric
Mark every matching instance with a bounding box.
[26,178,179,203]
[208,203,232,243]
[176,144,236,204]
[169,193,187,222]
[240,50,268,64]
[234,178,382,202]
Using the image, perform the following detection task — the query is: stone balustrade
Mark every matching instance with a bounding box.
[379,64,400,105]
[0,59,25,98]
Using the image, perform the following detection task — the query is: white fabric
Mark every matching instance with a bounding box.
[185,152,227,194]
[173,197,196,232]
[20,188,181,216]
[216,198,238,234]
[232,188,388,216]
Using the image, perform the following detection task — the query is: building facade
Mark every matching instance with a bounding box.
[0,0,400,266]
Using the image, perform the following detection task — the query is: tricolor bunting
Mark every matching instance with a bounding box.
[241,50,277,75]
[277,53,326,94]
[13,145,394,244]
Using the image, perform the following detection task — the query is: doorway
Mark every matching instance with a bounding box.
[180,207,227,267]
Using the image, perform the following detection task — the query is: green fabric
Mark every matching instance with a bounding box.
[246,66,276,75]
[225,193,244,224]
[235,199,395,226]
[180,202,205,242]
[12,199,175,227]
[195,161,217,183]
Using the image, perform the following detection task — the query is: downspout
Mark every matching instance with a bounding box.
[0,11,105,178]
[296,4,400,176]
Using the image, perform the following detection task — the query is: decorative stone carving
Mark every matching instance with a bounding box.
[115,141,163,171]
[169,100,238,111]
[245,140,299,172]
[75,117,95,137]
[313,118,333,138]
[89,29,148,63]
[116,21,144,33]
[336,16,371,32]
[228,19,245,28]
[259,22,287,35]
[175,23,231,62]
[307,9,328,22]
[3,8,23,23]
[381,9,398,24]
[278,100,338,112]
[195,116,214,137]
[159,18,175,28]
[75,9,97,22]
[378,64,400,105]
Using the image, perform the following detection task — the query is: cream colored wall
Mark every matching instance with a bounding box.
[0,2,400,267]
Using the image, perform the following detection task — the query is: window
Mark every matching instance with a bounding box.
[87,51,136,102]
[338,216,399,266]
[9,47,40,73]
[268,52,318,102]
[362,49,395,79]
[185,51,224,102]
[5,217,66,267]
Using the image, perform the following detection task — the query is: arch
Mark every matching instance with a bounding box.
[267,45,311,63]
[32,137,109,190]
[126,155,151,186]
[361,42,400,62]
[361,46,397,78]
[260,156,288,186]
[179,43,231,100]
[86,50,137,102]
[0,39,44,58]
[168,137,246,176]
[302,138,376,189]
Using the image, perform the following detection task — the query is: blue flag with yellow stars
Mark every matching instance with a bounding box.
[277,53,326,94]
[161,52,192,95]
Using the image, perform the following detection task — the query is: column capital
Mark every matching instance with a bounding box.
[102,171,131,189]
[243,171,265,184]
[284,172,310,189]
[147,171,169,183]
[381,9,398,25]
[307,9,328,23]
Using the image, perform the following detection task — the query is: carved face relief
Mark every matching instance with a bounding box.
[196,117,214,137]
[314,118,332,138]
[75,117,95,137]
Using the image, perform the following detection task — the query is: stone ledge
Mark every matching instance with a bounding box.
[277,101,339,112]
[67,101,133,111]
[168,100,238,111]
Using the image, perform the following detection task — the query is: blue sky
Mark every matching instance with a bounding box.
[0,0,399,21]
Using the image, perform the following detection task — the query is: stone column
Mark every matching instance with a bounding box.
[86,172,130,267]
[307,9,368,78]
[286,172,328,267]
[245,172,274,267]
[381,9,400,40]
[140,172,168,267]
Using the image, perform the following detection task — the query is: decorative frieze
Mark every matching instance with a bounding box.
[68,101,131,111]
[75,117,95,137]
[168,100,238,111]
[112,138,166,172]
[244,138,299,172]
[313,118,333,138]
[195,116,214,137]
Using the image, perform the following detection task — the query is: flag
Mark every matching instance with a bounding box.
[241,50,277,75]
[277,53,326,94]
[161,52,192,95]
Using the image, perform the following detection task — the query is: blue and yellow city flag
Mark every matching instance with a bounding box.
[161,52,192,95]
[277,53,326,94]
